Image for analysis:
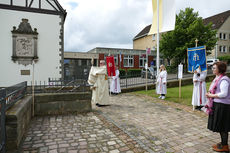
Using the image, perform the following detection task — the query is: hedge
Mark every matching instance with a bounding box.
[127,69,141,76]
[218,55,230,64]
[119,69,126,77]
[119,69,141,77]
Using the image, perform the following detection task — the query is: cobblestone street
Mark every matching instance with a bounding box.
[21,93,230,153]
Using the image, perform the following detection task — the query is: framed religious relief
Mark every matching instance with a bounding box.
[12,19,38,66]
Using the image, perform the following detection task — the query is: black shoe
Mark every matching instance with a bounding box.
[96,103,101,107]
[195,106,203,111]
[96,103,110,107]
[100,105,110,107]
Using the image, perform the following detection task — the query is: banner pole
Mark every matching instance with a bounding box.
[193,39,198,111]
[146,65,147,91]
[195,38,198,47]
[179,79,181,98]
[156,0,160,76]
[145,61,148,91]
[32,61,35,117]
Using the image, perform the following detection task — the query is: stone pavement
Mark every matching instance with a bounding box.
[20,112,145,153]
[20,93,230,153]
[97,93,230,153]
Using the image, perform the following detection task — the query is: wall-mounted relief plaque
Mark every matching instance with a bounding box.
[12,19,38,66]
[21,70,30,75]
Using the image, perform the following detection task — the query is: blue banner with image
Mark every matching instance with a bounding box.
[187,46,207,72]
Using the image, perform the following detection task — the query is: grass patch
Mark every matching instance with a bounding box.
[135,82,211,106]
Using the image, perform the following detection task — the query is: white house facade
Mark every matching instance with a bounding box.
[0,0,66,86]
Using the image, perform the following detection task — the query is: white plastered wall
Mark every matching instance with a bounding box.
[0,9,62,86]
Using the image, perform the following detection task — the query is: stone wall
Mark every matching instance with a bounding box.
[6,95,32,151]
[4,91,92,151]
[34,92,92,115]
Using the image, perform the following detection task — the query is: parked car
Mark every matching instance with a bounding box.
[207,59,219,67]
[141,67,156,79]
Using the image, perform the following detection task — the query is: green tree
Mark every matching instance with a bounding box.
[160,8,218,70]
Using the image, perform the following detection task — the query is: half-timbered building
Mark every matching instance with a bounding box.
[0,0,66,86]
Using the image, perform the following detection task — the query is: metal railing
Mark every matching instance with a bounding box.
[27,78,89,93]
[119,74,155,88]
[118,67,214,89]
[0,81,27,153]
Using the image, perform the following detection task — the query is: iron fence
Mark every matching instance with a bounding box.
[27,78,90,93]
[117,67,214,89]
[0,81,27,153]
[26,67,214,93]
[119,74,155,88]
[0,89,6,153]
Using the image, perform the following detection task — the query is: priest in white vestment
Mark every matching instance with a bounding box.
[88,60,109,106]
[156,65,167,99]
[192,66,207,109]
[110,66,121,94]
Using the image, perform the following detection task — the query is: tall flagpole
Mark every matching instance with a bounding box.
[156,0,160,76]
[32,61,35,117]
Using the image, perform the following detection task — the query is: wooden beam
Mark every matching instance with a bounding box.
[46,0,58,11]
[54,0,65,12]
[0,4,64,16]
[28,0,33,8]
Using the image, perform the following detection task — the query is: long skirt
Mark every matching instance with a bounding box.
[208,102,230,132]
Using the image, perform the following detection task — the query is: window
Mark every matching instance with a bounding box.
[78,60,82,66]
[219,33,222,39]
[104,54,108,59]
[219,33,227,40]
[219,46,222,52]
[103,54,108,64]
[139,56,147,67]
[223,46,226,52]
[114,55,118,65]
[152,34,155,40]
[223,33,226,40]
[123,55,133,67]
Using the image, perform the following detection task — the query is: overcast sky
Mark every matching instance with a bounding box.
[58,0,230,52]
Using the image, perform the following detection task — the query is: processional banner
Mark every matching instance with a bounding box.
[106,56,115,76]
[187,46,207,72]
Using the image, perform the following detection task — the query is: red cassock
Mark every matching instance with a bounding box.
[106,56,115,76]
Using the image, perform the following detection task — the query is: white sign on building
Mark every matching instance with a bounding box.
[0,0,66,86]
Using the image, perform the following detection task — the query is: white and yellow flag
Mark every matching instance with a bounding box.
[148,0,176,35]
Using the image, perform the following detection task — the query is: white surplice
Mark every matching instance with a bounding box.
[110,70,121,94]
[88,66,109,105]
[192,68,207,106]
[156,70,167,94]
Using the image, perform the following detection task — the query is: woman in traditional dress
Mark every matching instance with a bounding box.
[206,61,230,152]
